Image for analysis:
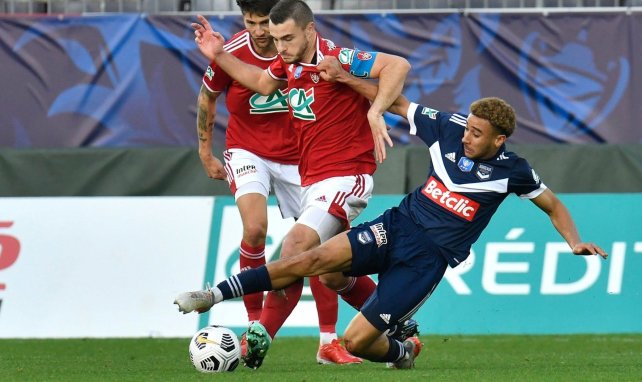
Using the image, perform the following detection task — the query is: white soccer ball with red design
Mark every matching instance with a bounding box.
[189,325,241,372]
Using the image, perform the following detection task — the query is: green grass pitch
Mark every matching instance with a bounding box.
[2,335,641,381]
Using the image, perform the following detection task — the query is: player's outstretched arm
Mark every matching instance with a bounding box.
[196,85,226,180]
[531,189,608,259]
[192,14,280,96]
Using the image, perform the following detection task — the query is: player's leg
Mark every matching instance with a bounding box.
[306,175,377,310]
[236,193,268,323]
[226,149,272,324]
[344,208,448,368]
[173,231,357,311]
[257,222,319,336]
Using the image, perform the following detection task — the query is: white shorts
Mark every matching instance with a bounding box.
[297,174,374,243]
[223,148,301,219]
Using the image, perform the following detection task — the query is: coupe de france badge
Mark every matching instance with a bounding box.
[294,65,303,79]
[458,157,474,172]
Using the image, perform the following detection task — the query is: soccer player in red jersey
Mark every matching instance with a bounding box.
[178,0,412,369]
[195,0,360,366]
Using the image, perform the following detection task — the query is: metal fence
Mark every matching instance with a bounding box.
[1,0,640,14]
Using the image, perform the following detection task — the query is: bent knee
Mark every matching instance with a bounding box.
[343,333,369,357]
[242,223,267,247]
[319,273,349,291]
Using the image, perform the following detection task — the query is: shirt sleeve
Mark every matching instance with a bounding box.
[509,158,548,199]
[267,58,288,81]
[407,103,453,147]
[202,62,231,93]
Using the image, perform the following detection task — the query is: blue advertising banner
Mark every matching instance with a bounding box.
[1,12,641,148]
[203,194,641,335]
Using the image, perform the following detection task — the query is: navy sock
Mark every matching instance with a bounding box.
[377,336,406,363]
[216,265,272,301]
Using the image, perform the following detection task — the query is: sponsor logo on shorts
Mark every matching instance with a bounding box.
[379,313,391,324]
[369,223,388,247]
[314,195,327,203]
[357,231,373,245]
[236,165,257,177]
[422,176,480,222]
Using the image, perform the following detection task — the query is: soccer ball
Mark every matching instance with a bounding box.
[189,325,241,372]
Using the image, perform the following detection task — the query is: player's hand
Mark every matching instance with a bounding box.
[318,56,345,83]
[572,242,608,259]
[199,153,226,180]
[367,109,393,163]
[191,14,225,61]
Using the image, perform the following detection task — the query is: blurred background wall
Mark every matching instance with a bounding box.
[1,9,641,195]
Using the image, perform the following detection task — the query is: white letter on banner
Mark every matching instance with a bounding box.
[482,242,533,295]
[607,242,626,295]
[444,249,474,295]
[541,242,601,294]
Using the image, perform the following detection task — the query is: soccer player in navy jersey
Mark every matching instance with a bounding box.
[177,10,606,371]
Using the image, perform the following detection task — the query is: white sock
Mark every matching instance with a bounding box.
[319,332,338,345]
[212,287,223,304]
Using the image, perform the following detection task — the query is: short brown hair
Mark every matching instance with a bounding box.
[270,0,314,28]
[470,97,516,137]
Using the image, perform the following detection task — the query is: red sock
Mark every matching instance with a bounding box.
[259,279,303,339]
[239,241,266,322]
[337,276,376,310]
[309,276,338,334]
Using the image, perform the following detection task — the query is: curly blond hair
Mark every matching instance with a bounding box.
[470,97,516,137]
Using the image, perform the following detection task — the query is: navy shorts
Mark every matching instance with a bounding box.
[346,207,448,332]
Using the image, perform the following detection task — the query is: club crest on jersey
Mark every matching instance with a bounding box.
[294,65,303,79]
[288,87,316,120]
[310,73,320,83]
[324,38,336,50]
[338,48,354,65]
[422,176,480,222]
[475,163,493,181]
[357,231,373,245]
[421,107,438,119]
[249,89,289,114]
[369,223,388,247]
[458,157,474,172]
[357,51,372,61]
[205,66,214,81]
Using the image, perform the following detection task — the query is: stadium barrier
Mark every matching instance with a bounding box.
[1,145,641,197]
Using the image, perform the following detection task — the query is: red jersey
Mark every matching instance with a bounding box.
[202,30,298,164]
[267,36,376,186]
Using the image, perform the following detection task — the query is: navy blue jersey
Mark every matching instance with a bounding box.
[397,103,547,267]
